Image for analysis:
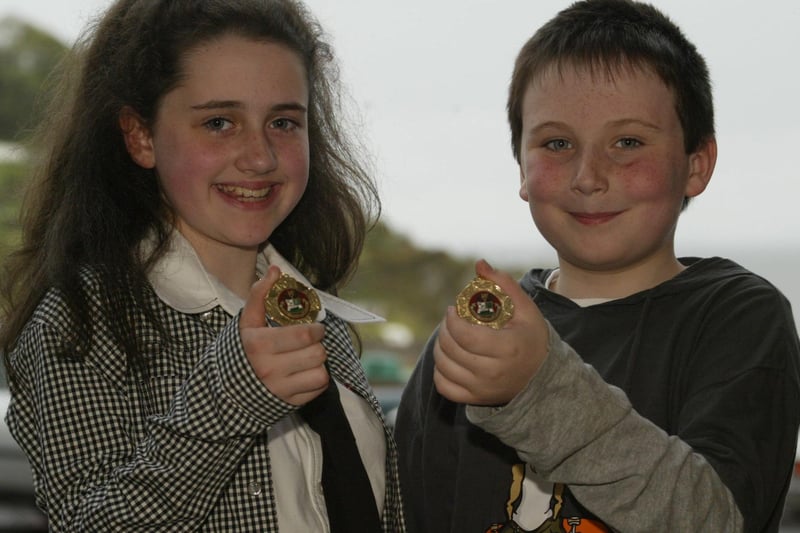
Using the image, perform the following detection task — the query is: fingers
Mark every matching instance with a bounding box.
[432,309,482,402]
[244,321,325,358]
[253,339,331,406]
[241,321,331,406]
[434,307,507,404]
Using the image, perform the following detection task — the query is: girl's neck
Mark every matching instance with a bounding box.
[177,228,259,300]
[206,251,259,300]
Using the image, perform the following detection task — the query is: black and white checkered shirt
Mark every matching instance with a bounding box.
[5,265,405,531]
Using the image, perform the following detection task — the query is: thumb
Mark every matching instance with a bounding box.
[473,259,535,317]
[240,265,282,329]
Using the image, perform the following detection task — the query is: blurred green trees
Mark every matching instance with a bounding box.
[0,17,66,140]
[0,160,26,258]
[0,16,67,260]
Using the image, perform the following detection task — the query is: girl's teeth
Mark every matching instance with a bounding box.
[218,184,272,199]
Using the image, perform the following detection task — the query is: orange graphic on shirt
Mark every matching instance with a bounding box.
[484,466,610,533]
[562,516,608,533]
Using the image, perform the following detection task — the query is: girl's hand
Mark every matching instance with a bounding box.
[433,260,550,406]
[239,265,330,406]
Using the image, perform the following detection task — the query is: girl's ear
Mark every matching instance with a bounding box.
[119,106,156,169]
[684,136,717,199]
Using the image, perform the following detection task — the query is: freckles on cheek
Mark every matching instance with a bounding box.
[525,166,562,200]
[622,161,674,198]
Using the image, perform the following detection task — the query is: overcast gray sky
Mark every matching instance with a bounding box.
[3,0,799,268]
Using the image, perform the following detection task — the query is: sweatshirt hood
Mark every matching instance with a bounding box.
[520,257,755,305]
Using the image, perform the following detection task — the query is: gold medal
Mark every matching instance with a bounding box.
[264,273,321,326]
[456,276,514,329]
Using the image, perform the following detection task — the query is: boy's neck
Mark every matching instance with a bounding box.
[551,256,686,300]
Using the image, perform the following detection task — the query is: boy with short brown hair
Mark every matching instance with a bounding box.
[395,1,800,531]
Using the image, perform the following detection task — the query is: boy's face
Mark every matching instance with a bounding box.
[518,64,715,275]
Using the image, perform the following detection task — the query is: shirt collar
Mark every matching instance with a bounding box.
[145,231,382,323]
[145,231,320,317]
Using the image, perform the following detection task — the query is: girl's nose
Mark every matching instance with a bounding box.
[236,130,277,174]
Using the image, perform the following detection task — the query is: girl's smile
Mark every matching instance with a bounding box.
[214,182,279,205]
[122,35,310,291]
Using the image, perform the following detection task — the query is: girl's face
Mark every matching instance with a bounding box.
[123,35,310,261]
[518,64,715,278]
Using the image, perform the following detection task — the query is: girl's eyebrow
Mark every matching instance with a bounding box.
[191,100,241,110]
[191,100,308,113]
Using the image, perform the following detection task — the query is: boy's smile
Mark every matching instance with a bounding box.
[518,64,715,297]
[569,211,623,226]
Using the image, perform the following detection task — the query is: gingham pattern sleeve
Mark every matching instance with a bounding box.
[6,281,284,530]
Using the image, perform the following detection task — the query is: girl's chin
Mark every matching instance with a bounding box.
[235,237,272,250]
[216,233,273,251]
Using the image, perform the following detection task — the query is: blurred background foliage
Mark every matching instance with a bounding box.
[0,17,65,140]
[0,16,525,374]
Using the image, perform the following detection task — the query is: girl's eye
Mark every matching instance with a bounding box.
[544,139,571,152]
[271,118,297,131]
[203,117,233,132]
[616,137,641,149]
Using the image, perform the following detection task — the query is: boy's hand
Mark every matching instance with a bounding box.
[239,265,330,406]
[433,259,549,406]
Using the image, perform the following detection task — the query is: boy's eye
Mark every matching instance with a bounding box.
[616,137,641,149]
[544,139,571,152]
[203,117,233,132]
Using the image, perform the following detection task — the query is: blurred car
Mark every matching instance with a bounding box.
[361,350,408,430]
[0,365,48,532]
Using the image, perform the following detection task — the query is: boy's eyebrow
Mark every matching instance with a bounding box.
[527,118,663,135]
[524,121,573,140]
[190,100,308,113]
[527,121,566,134]
[607,118,662,131]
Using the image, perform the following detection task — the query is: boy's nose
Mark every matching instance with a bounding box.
[236,131,278,174]
[571,148,609,195]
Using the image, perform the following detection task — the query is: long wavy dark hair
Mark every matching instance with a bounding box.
[1,0,378,381]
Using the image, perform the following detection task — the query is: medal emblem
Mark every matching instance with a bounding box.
[264,274,321,326]
[456,277,514,329]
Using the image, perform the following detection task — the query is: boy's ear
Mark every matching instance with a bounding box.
[519,166,530,202]
[684,137,717,199]
[119,106,156,169]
